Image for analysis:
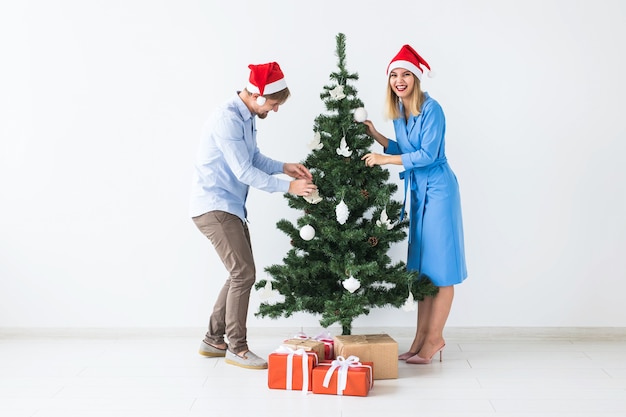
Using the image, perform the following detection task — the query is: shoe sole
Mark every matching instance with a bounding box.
[198,349,226,358]
[224,358,268,370]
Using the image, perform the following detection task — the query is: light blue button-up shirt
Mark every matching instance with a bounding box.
[189,93,290,221]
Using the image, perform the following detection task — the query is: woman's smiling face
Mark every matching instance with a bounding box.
[389,68,415,98]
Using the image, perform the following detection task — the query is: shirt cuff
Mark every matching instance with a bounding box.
[278,179,290,193]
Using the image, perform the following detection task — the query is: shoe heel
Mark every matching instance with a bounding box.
[438,344,445,362]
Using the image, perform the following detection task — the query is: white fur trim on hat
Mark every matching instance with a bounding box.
[387,60,423,80]
[247,78,288,96]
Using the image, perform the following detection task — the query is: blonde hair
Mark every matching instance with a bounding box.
[384,74,425,120]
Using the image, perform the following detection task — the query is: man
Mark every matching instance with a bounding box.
[190,62,317,369]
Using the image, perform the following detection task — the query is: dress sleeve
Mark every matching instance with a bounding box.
[385,139,402,155]
[401,101,445,169]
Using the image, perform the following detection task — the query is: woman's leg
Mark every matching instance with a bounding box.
[415,295,434,348]
[399,297,433,359]
[416,285,454,360]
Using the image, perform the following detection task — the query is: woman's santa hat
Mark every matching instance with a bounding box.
[247,62,287,105]
[386,44,434,80]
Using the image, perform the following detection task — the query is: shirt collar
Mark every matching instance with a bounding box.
[235,91,254,122]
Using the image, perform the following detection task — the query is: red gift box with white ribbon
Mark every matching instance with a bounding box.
[311,355,374,397]
[268,346,319,392]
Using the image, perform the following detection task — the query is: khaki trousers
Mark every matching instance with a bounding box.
[192,211,255,353]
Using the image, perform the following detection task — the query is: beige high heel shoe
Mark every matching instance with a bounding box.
[406,344,445,365]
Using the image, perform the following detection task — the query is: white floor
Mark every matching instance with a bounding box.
[1,327,626,417]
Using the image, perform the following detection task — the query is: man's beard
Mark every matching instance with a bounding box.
[257,112,268,119]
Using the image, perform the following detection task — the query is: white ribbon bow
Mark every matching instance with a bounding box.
[313,330,333,342]
[293,331,333,343]
[275,345,313,392]
[322,355,362,395]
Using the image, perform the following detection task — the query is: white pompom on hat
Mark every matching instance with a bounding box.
[247,62,288,105]
[386,44,434,81]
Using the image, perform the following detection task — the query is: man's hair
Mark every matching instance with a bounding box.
[245,87,291,105]
[264,88,291,104]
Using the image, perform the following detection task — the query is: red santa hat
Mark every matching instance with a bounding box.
[246,62,287,105]
[386,44,434,80]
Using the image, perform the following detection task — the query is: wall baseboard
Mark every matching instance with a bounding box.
[1,326,626,341]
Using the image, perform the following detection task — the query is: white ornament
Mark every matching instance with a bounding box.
[303,189,322,204]
[329,85,346,100]
[376,208,395,230]
[308,132,324,150]
[299,224,316,241]
[335,199,349,225]
[353,107,368,122]
[336,137,352,157]
[342,275,361,293]
[401,291,417,312]
[258,280,279,301]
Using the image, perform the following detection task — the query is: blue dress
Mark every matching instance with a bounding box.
[385,93,467,287]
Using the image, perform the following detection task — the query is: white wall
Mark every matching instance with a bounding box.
[1,0,625,329]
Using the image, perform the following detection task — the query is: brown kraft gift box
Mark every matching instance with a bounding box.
[282,338,327,361]
[333,334,398,379]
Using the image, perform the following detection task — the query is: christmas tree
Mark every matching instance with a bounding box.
[255,33,437,335]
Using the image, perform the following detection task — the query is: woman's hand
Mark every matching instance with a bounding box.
[362,153,387,167]
[362,153,403,167]
[361,120,378,137]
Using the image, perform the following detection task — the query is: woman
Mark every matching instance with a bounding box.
[361,45,467,364]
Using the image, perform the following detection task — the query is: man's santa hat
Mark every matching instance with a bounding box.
[386,44,434,80]
[247,62,287,105]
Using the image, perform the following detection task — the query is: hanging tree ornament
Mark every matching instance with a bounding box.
[342,275,361,293]
[299,224,316,240]
[376,207,395,230]
[336,137,352,157]
[308,131,324,151]
[335,198,349,225]
[329,85,346,100]
[303,188,322,204]
[257,280,279,302]
[353,107,368,122]
[401,291,417,312]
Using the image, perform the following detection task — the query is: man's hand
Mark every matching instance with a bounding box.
[283,163,313,180]
[289,179,317,196]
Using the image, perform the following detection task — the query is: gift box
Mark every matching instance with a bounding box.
[282,337,327,361]
[314,331,335,361]
[333,334,398,380]
[312,356,373,397]
[268,347,319,391]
